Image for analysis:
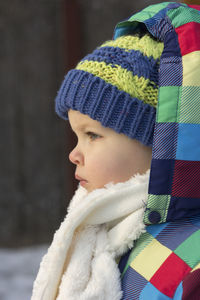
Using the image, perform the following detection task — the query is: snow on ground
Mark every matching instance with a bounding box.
[0,245,48,300]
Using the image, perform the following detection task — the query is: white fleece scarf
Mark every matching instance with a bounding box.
[31,170,150,300]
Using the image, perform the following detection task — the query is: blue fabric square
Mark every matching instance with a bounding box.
[118,249,131,275]
[176,123,200,161]
[140,282,171,300]
[152,123,178,159]
[149,159,175,195]
[190,214,200,228]
[173,282,183,299]
[146,222,168,238]
[167,196,200,222]
[160,56,183,86]
[156,219,198,250]
[161,30,181,58]
[121,267,148,300]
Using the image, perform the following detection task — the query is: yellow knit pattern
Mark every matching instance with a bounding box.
[76,34,163,108]
[101,35,164,60]
[77,60,158,107]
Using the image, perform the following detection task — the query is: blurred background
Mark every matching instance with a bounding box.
[0,0,177,299]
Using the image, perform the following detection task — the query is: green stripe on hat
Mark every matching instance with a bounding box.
[76,60,158,107]
[101,35,163,60]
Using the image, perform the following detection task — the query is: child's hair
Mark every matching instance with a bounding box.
[55,34,163,146]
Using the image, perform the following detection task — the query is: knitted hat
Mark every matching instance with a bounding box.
[55,34,163,146]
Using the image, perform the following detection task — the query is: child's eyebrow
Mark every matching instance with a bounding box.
[74,123,89,131]
[72,122,96,132]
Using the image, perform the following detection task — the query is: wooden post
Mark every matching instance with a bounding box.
[62,0,83,201]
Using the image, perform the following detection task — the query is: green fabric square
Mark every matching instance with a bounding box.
[144,194,171,224]
[117,2,171,31]
[179,86,200,124]
[128,2,171,22]
[157,86,180,123]
[121,232,154,278]
[174,229,200,268]
[167,6,200,28]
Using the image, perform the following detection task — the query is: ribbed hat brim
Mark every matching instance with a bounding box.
[55,69,156,146]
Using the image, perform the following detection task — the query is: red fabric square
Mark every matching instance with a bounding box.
[182,269,200,299]
[175,22,200,56]
[188,5,200,11]
[172,160,200,198]
[150,252,191,297]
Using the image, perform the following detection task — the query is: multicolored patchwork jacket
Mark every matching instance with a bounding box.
[114,2,200,299]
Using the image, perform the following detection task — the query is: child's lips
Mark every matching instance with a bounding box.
[75,174,88,186]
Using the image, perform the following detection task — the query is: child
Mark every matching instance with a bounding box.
[32,2,200,299]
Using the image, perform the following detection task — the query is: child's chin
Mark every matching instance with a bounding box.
[86,184,107,194]
[80,181,94,193]
[79,180,88,188]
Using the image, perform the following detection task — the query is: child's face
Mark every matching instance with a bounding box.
[68,109,152,193]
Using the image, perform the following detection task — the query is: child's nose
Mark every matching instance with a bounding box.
[69,146,84,165]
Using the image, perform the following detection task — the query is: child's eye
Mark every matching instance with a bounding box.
[86,131,101,141]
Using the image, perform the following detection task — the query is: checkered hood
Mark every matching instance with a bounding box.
[114,2,200,225]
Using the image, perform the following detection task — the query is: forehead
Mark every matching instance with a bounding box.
[68,109,104,130]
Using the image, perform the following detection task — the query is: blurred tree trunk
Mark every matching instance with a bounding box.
[0,0,69,247]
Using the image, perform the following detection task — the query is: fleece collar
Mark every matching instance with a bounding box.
[31,171,150,300]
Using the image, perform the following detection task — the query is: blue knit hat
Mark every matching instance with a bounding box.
[55,35,163,146]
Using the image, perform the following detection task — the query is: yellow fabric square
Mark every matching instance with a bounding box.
[192,262,200,272]
[183,51,200,86]
[130,239,172,281]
